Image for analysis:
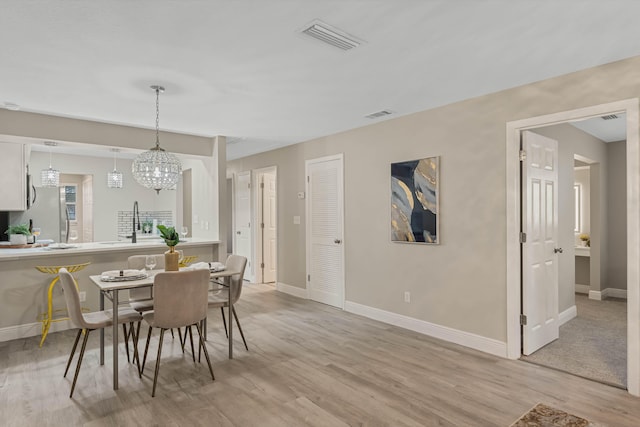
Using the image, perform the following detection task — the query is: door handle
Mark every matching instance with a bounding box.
[237,231,241,235]
[334,239,342,244]
[554,248,563,253]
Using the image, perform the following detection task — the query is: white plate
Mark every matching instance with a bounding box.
[100,269,147,282]
[46,243,77,250]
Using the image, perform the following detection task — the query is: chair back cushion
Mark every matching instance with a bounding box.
[128,254,165,300]
[58,268,90,329]
[152,269,210,328]
[225,254,247,304]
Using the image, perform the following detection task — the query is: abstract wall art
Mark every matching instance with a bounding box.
[391,156,439,244]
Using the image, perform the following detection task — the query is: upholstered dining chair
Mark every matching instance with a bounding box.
[58,268,142,398]
[207,254,249,350]
[140,269,214,397]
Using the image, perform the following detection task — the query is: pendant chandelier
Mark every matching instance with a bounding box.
[41,141,60,187]
[107,148,123,188]
[132,85,182,194]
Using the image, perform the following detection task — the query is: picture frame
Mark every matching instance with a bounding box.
[390,156,439,244]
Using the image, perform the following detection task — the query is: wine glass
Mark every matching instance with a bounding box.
[180,226,188,239]
[145,255,156,271]
[177,250,184,266]
[68,230,78,243]
[32,227,41,243]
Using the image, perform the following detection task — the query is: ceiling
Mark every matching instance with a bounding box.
[3,1,640,160]
[570,113,627,143]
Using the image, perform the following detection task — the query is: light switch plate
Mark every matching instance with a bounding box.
[297,192,305,199]
[293,216,301,225]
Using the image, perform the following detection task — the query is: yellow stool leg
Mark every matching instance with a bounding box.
[39,276,60,347]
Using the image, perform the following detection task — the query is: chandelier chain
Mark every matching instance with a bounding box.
[155,87,160,148]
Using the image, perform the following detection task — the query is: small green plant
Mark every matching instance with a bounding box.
[5,224,31,236]
[157,225,180,248]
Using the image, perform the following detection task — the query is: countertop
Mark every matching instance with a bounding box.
[0,238,220,260]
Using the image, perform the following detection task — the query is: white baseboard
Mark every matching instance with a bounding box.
[0,319,74,343]
[344,301,507,358]
[559,305,577,326]
[276,282,308,299]
[575,284,590,294]
[589,288,628,301]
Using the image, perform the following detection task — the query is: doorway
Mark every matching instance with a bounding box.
[505,99,640,396]
[518,123,627,388]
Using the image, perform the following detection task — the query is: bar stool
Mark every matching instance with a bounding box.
[35,262,91,347]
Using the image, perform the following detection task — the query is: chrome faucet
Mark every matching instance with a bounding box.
[132,201,140,243]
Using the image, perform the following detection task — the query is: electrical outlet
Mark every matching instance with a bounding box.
[404,291,410,303]
[79,291,86,302]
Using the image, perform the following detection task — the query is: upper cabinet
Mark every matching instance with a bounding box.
[0,141,27,211]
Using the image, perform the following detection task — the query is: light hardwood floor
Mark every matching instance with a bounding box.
[2,283,640,426]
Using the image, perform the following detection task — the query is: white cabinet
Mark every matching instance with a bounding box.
[0,142,27,211]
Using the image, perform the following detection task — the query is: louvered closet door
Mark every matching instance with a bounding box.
[306,154,344,308]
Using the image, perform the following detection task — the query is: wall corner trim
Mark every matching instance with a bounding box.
[344,300,507,358]
[276,282,308,299]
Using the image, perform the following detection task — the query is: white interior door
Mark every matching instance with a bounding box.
[235,171,253,281]
[522,130,560,355]
[306,154,344,308]
[262,172,277,283]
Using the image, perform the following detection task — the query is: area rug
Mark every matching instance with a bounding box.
[510,403,602,427]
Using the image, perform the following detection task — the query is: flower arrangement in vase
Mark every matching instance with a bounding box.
[157,225,180,271]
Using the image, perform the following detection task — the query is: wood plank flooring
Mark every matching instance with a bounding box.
[2,283,640,426]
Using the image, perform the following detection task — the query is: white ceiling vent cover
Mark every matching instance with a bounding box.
[602,114,619,120]
[365,110,393,119]
[301,20,362,50]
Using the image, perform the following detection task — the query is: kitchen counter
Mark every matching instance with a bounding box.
[0,238,217,260]
[0,238,221,342]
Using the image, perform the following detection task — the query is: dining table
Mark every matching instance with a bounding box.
[89,266,241,390]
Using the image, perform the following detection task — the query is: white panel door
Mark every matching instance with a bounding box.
[522,130,560,355]
[262,172,277,283]
[235,171,253,281]
[306,155,344,308]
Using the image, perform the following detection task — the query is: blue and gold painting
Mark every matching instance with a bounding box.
[391,157,439,244]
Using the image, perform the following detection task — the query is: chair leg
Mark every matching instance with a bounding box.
[130,322,141,374]
[220,307,228,338]
[70,329,91,398]
[151,328,166,397]
[170,328,175,339]
[141,326,153,377]
[187,325,196,363]
[232,306,249,351]
[198,320,203,363]
[64,329,82,378]
[195,323,215,381]
[123,324,130,363]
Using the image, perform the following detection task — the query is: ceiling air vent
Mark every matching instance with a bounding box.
[365,110,393,120]
[301,20,362,50]
[602,114,619,120]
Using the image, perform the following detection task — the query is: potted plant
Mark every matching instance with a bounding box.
[157,225,180,271]
[5,224,31,245]
[579,233,590,247]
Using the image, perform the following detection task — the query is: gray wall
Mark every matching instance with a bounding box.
[228,55,640,343]
[607,140,627,290]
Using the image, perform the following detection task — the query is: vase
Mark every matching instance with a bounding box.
[164,247,180,271]
[9,234,28,245]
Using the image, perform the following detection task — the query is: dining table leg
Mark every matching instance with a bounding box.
[100,291,104,365]
[112,289,119,390]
